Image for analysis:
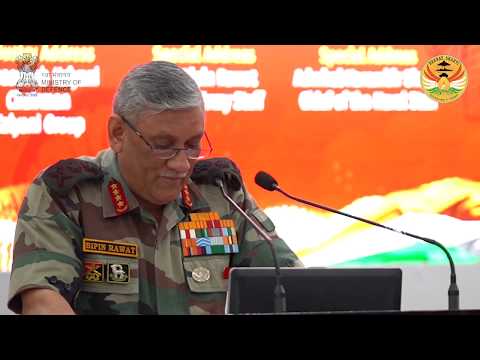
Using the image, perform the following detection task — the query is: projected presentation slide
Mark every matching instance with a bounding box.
[1,45,479,272]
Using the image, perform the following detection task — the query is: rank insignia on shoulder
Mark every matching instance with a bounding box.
[181,184,193,209]
[107,263,130,283]
[178,217,239,257]
[108,179,129,214]
[83,261,105,283]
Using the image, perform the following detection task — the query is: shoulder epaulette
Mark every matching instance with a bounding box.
[191,157,243,192]
[42,158,104,196]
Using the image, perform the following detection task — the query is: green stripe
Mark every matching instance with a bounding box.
[52,213,83,242]
[14,250,82,272]
[211,245,226,254]
[335,243,480,267]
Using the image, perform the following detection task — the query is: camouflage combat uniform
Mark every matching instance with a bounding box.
[8,149,301,314]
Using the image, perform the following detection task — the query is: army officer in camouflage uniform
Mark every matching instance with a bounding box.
[8,61,302,315]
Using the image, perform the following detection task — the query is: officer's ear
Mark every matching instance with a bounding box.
[108,114,126,153]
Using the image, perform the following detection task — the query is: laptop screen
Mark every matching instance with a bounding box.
[226,267,402,314]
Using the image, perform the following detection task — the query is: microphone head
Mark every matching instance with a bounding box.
[255,171,279,191]
[191,158,243,191]
[208,168,225,187]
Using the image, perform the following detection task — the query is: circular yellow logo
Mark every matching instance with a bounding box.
[421,55,468,103]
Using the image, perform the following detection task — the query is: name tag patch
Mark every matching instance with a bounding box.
[82,238,138,258]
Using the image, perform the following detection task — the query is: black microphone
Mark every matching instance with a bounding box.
[209,168,287,313]
[255,171,460,311]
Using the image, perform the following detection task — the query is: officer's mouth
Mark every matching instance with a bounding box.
[159,176,186,183]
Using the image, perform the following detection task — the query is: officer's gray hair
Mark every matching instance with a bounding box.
[113,61,204,124]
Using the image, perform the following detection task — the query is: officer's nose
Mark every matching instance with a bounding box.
[166,150,191,174]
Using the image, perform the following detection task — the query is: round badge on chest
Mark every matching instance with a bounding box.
[192,267,211,283]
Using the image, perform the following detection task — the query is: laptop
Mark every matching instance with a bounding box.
[226,267,402,314]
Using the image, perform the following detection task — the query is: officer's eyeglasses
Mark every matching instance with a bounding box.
[119,115,213,160]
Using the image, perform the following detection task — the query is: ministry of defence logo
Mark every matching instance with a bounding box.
[15,53,40,93]
[421,54,468,103]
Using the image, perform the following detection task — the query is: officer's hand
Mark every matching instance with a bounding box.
[21,288,76,315]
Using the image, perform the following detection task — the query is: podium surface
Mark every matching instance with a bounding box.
[226,267,402,314]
